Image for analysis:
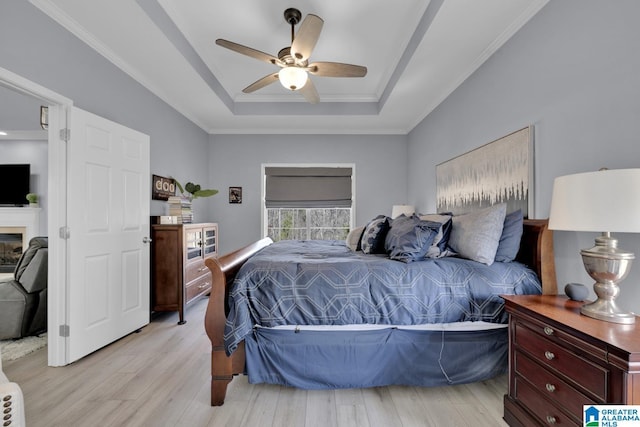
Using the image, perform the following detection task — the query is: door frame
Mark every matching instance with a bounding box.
[0,66,72,366]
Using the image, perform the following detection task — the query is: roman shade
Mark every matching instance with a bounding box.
[265,167,352,208]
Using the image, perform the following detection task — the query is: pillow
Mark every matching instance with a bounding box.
[448,203,507,265]
[345,226,365,251]
[384,214,439,263]
[418,213,454,258]
[360,215,390,254]
[495,209,524,262]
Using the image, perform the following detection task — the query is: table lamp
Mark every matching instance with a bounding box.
[548,168,640,324]
[391,205,415,218]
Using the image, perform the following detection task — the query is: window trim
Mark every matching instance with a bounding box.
[261,162,356,238]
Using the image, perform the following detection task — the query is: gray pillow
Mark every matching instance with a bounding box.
[495,209,524,262]
[418,213,454,258]
[360,215,390,254]
[448,203,507,265]
[345,226,365,251]
[384,215,438,263]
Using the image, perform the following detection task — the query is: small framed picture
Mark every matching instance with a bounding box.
[229,186,242,204]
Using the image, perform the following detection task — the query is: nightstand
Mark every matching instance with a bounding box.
[502,294,640,427]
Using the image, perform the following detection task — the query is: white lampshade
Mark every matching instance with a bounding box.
[391,205,415,218]
[279,67,307,91]
[548,168,640,233]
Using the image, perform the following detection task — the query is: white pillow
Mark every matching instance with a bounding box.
[448,203,507,265]
[345,226,365,251]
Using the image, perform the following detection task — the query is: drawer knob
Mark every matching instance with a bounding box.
[544,351,555,360]
[545,383,556,392]
[546,415,557,424]
[544,326,554,336]
[198,282,210,290]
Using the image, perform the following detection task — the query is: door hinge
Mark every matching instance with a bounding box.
[59,226,70,240]
[59,324,70,337]
[59,128,70,141]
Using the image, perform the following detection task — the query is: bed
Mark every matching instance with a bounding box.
[204,214,556,406]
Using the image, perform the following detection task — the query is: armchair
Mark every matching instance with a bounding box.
[0,347,26,427]
[0,237,48,340]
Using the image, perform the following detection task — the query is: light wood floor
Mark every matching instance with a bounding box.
[4,297,509,427]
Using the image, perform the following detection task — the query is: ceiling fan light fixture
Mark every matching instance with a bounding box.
[279,66,307,91]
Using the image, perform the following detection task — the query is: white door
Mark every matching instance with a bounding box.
[67,107,151,362]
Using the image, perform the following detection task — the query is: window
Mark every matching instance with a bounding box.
[263,165,354,242]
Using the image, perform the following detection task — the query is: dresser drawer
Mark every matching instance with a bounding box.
[514,322,608,400]
[514,376,578,426]
[186,274,211,303]
[514,350,597,422]
[185,259,209,283]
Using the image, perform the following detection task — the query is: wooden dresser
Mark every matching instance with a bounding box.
[502,294,640,426]
[151,222,218,324]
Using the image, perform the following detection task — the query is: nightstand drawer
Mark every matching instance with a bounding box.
[514,350,598,420]
[514,376,578,426]
[186,274,211,303]
[514,321,607,400]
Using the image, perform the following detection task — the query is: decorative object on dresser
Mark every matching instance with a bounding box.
[503,295,640,426]
[150,223,218,325]
[549,168,640,324]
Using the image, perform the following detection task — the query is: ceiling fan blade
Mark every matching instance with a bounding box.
[242,73,280,93]
[299,77,319,104]
[308,62,367,78]
[216,39,280,65]
[290,14,324,63]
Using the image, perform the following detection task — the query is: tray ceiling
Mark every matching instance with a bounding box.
[29,0,549,134]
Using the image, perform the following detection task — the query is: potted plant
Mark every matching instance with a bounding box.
[174,180,218,200]
[26,193,38,207]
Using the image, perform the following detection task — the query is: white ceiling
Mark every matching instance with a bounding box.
[30,0,549,135]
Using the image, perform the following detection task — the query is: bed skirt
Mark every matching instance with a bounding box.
[244,326,508,389]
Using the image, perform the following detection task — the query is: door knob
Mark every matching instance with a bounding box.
[143,237,152,243]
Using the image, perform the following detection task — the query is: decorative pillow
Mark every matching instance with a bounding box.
[448,203,507,265]
[495,209,524,262]
[418,213,454,258]
[345,226,365,251]
[360,215,390,254]
[384,214,439,263]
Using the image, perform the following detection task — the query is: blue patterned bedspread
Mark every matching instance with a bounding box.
[224,240,541,354]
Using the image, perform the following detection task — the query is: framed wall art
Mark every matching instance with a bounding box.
[229,186,242,204]
[436,126,533,217]
[152,174,176,201]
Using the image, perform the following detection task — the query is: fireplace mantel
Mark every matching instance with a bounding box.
[0,207,42,245]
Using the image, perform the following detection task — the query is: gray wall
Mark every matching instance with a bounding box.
[0,0,211,220]
[408,1,640,310]
[208,134,408,252]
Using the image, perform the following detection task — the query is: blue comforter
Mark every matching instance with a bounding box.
[224,240,541,354]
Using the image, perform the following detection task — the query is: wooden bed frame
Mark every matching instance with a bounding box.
[203,218,557,406]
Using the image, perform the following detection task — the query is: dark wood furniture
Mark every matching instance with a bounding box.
[151,222,218,324]
[204,219,557,406]
[503,294,640,426]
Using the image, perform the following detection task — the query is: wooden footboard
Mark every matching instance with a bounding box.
[204,237,273,406]
[203,219,557,406]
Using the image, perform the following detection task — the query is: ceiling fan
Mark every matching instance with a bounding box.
[216,8,367,104]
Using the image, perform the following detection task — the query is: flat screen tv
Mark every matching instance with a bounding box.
[0,164,31,206]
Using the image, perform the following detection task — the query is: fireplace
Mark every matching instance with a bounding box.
[0,232,23,273]
[0,207,41,273]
